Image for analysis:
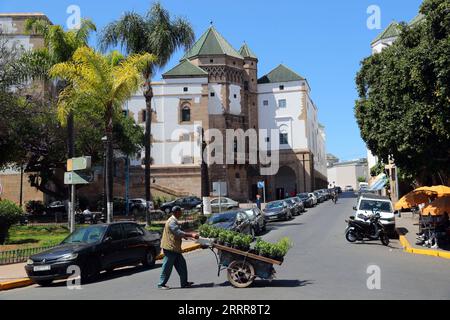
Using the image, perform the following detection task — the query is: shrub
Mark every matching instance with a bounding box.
[25,200,45,215]
[0,199,24,244]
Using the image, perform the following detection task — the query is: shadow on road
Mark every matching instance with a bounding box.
[215,279,314,288]
[40,264,160,288]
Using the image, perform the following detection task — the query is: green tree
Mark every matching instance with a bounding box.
[49,47,156,219]
[23,18,97,159]
[355,0,450,185]
[0,200,24,244]
[99,1,195,206]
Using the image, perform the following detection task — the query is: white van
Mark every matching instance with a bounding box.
[353,194,396,235]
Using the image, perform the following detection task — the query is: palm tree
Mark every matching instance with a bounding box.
[23,18,97,159]
[99,1,195,210]
[49,47,157,222]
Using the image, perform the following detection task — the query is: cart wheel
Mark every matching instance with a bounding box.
[227,260,255,288]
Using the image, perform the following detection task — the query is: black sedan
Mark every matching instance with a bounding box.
[206,210,254,235]
[284,198,301,216]
[289,197,306,214]
[244,207,267,235]
[297,193,314,208]
[25,222,161,286]
[263,200,292,221]
[160,196,202,214]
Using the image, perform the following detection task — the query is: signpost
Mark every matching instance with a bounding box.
[64,156,92,232]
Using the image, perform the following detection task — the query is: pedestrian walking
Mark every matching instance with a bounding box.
[158,206,199,290]
[256,194,262,210]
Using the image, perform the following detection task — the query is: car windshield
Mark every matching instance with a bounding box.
[267,201,284,209]
[62,225,108,244]
[208,212,237,224]
[285,199,294,205]
[298,193,308,199]
[359,200,392,213]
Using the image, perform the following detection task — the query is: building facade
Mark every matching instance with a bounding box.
[327,159,369,191]
[125,26,327,202]
[0,13,50,206]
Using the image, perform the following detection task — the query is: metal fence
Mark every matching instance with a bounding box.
[0,245,56,265]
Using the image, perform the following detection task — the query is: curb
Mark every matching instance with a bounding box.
[397,231,450,260]
[0,243,202,292]
[0,278,34,291]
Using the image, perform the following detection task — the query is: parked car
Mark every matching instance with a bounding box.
[335,186,342,194]
[308,193,318,206]
[283,198,299,216]
[344,185,354,192]
[45,201,68,216]
[209,197,239,213]
[160,196,202,214]
[297,193,314,208]
[25,222,161,286]
[263,200,292,221]
[314,191,324,203]
[244,207,267,235]
[206,210,254,235]
[353,194,396,236]
[287,197,305,215]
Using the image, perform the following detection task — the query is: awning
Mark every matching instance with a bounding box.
[369,174,388,191]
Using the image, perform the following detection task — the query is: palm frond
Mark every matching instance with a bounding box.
[74,19,97,44]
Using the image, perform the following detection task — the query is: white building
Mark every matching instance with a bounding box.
[125,26,327,201]
[327,159,369,191]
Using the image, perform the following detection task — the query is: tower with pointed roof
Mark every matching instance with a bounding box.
[122,24,328,202]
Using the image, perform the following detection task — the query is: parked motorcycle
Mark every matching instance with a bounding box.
[345,209,390,246]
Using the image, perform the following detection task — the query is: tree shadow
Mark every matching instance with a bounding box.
[7,239,39,245]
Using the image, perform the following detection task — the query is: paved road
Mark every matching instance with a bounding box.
[2,193,450,300]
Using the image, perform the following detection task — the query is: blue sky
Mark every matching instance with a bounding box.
[0,0,423,161]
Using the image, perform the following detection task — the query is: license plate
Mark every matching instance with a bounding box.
[33,265,51,272]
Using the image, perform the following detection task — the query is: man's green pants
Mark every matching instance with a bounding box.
[158,249,188,287]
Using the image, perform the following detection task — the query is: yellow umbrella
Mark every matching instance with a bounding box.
[415,185,450,198]
[422,195,450,216]
[394,190,433,211]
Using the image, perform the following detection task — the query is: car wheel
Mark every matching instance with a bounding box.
[34,279,53,287]
[142,249,156,269]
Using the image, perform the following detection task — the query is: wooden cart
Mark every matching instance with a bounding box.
[210,243,283,288]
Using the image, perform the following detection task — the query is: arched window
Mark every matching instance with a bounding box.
[279,125,289,145]
[181,105,191,122]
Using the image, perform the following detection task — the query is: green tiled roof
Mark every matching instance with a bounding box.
[163,59,208,78]
[409,13,425,26]
[371,21,401,45]
[183,26,243,60]
[258,64,304,84]
[239,43,257,59]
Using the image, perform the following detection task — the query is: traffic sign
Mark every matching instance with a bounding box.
[67,156,91,171]
[257,181,265,189]
[64,171,93,185]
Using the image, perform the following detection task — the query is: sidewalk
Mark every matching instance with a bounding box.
[396,212,450,259]
[0,240,201,291]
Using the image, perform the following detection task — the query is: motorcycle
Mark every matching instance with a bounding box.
[345,209,390,246]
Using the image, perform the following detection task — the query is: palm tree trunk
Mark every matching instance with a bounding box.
[144,83,153,222]
[106,106,114,223]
